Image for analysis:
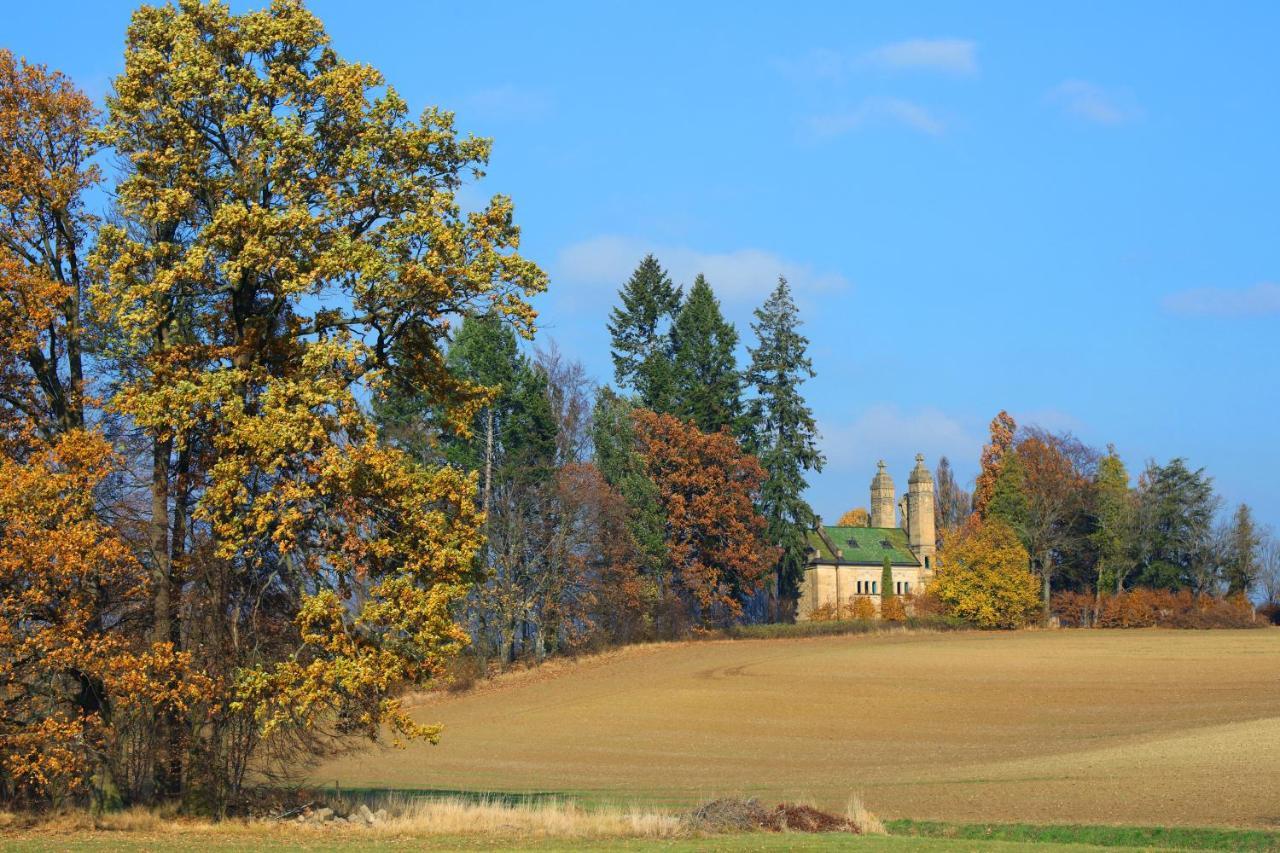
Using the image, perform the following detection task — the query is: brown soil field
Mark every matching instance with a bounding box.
[313,629,1280,828]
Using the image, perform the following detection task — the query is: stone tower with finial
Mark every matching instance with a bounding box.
[906,453,936,568]
[870,460,896,528]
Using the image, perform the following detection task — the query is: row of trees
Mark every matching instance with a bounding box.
[371,253,827,663]
[931,410,1277,627]
[1,2,832,809]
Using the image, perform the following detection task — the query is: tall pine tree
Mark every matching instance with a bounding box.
[607,254,681,411]
[443,315,557,502]
[1090,447,1134,596]
[669,274,743,434]
[1223,503,1261,596]
[744,277,824,617]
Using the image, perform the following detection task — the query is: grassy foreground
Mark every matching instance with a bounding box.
[4,791,1279,851]
[4,817,1279,852]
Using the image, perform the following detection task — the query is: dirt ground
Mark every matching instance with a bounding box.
[313,629,1280,828]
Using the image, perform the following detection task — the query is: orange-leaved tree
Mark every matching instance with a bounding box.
[633,410,779,626]
[837,507,869,527]
[973,410,1016,518]
[0,48,208,807]
[932,517,1040,629]
[0,432,208,805]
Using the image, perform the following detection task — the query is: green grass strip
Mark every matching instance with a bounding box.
[886,819,1280,851]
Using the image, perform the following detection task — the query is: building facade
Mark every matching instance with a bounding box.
[797,455,937,620]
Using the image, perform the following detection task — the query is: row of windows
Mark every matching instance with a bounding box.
[852,580,912,595]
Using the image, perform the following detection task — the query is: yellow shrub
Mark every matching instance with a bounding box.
[932,518,1039,629]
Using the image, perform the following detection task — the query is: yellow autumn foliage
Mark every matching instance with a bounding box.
[932,518,1039,629]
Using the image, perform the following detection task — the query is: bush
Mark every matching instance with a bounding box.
[932,519,1040,629]
[725,615,969,640]
[880,595,907,622]
[1054,589,1261,629]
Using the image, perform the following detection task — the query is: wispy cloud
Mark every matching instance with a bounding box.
[1049,80,1141,125]
[556,236,849,309]
[459,84,552,122]
[777,38,978,82]
[863,38,978,75]
[819,404,979,482]
[805,97,945,140]
[1162,282,1280,317]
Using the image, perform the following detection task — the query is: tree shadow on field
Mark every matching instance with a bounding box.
[310,785,573,809]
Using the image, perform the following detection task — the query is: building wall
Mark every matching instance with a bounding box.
[796,562,929,620]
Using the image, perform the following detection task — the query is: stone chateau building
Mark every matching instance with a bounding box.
[797,455,937,620]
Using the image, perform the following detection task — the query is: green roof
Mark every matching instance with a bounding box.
[805,525,919,566]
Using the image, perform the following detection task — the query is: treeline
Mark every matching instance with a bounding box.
[0,0,830,813]
[926,411,1278,628]
[375,255,826,663]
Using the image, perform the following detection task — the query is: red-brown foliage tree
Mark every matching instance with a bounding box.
[632,410,779,626]
[973,411,1016,518]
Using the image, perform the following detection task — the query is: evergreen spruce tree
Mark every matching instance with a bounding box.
[988,450,1030,542]
[607,254,681,411]
[744,277,825,616]
[437,314,557,506]
[1090,447,1134,596]
[591,387,667,577]
[1133,458,1218,590]
[669,274,743,434]
[1224,503,1261,596]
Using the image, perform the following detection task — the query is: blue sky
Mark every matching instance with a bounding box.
[7,1,1279,528]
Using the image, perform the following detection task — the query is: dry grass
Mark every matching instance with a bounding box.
[1,794,873,846]
[314,629,1280,828]
[359,794,683,839]
[847,795,886,836]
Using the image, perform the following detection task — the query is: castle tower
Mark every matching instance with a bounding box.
[870,460,896,528]
[906,453,936,567]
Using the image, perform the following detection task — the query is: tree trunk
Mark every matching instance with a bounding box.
[1041,556,1052,623]
[483,406,494,517]
[150,435,173,645]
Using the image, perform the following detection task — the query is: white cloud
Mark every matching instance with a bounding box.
[459,85,551,122]
[1162,282,1280,317]
[819,405,978,474]
[556,235,849,309]
[805,97,945,140]
[777,39,977,82]
[1049,80,1141,125]
[863,38,978,75]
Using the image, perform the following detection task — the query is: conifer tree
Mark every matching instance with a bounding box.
[1091,447,1134,596]
[744,277,825,614]
[881,556,894,605]
[669,274,743,434]
[442,314,556,495]
[591,388,667,582]
[607,255,681,411]
[988,451,1030,539]
[1223,503,1261,596]
[1133,458,1217,590]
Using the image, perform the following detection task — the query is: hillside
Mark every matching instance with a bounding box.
[313,630,1280,828]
